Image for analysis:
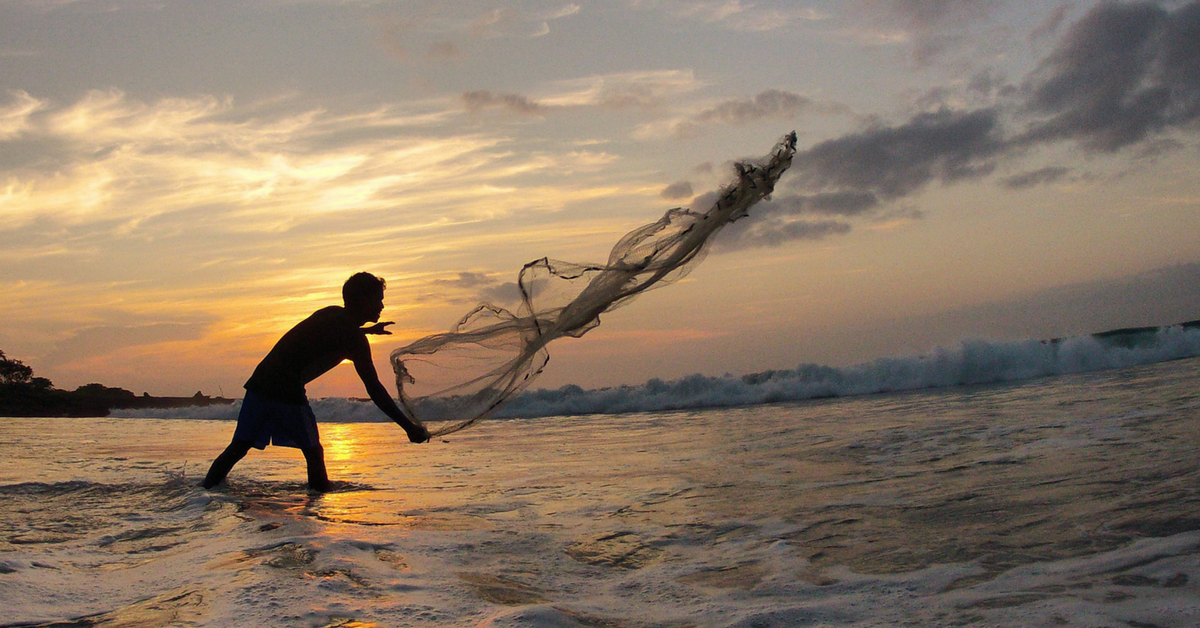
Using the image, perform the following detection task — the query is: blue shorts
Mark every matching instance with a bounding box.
[233,391,321,450]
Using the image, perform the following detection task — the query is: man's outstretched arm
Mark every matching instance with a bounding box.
[352,346,430,443]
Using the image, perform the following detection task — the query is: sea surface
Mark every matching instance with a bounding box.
[3,357,1200,627]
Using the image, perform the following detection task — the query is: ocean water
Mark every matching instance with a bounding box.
[3,356,1200,627]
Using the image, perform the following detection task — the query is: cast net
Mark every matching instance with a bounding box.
[391,133,798,437]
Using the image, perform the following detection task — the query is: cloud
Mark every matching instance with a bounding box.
[461,71,706,118]
[672,3,1200,250]
[1030,3,1071,43]
[660,180,693,199]
[374,2,579,62]
[463,90,547,116]
[791,107,1005,200]
[707,188,882,249]
[642,0,827,31]
[696,89,845,125]
[472,3,580,38]
[718,216,853,250]
[432,271,498,289]
[670,107,1004,250]
[0,91,45,140]
[846,0,1003,65]
[422,271,523,305]
[0,87,648,381]
[1019,0,1200,152]
[1001,166,1070,189]
[0,88,565,231]
[764,192,882,217]
[479,281,522,304]
[539,70,704,109]
[644,89,851,138]
[869,0,999,29]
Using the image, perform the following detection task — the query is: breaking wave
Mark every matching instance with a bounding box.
[498,322,1200,418]
[111,322,1200,421]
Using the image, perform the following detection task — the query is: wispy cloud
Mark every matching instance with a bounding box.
[637,0,828,31]
[542,70,704,109]
[637,89,852,138]
[0,87,651,384]
[843,0,1005,65]
[374,1,580,61]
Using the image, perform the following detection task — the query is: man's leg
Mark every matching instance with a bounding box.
[302,445,331,492]
[203,438,253,489]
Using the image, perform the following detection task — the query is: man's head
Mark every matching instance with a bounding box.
[343,272,386,323]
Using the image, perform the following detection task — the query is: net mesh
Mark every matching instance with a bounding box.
[391,133,798,436]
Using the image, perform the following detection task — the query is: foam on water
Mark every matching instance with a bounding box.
[5,357,1200,627]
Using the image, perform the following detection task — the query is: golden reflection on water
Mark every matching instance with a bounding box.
[321,423,364,465]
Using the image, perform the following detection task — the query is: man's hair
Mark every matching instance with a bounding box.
[343,272,386,303]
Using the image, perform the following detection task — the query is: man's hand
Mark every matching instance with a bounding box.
[362,321,394,335]
[405,422,431,444]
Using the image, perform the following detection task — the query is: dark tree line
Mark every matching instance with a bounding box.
[1,350,129,417]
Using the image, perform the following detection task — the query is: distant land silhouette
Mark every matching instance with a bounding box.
[1,350,232,417]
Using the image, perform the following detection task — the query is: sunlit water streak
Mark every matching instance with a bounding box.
[2,357,1200,627]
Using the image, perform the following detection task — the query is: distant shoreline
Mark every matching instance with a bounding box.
[117,392,237,410]
[5,318,1199,419]
[0,385,234,419]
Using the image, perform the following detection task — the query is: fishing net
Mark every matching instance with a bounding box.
[391,133,798,436]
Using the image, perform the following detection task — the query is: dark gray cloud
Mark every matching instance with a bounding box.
[479,281,521,304]
[695,90,831,125]
[791,107,1005,200]
[759,192,881,217]
[1001,166,1071,189]
[660,180,693,200]
[425,272,521,305]
[702,3,1200,253]
[702,108,1001,250]
[710,191,873,250]
[1020,0,1200,152]
[462,90,546,116]
[718,217,853,251]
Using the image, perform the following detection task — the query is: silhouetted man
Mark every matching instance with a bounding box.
[203,272,429,492]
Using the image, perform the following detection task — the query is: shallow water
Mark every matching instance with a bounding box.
[3,358,1200,627]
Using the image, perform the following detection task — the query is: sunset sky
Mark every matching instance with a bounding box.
[2,0,1198,398]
